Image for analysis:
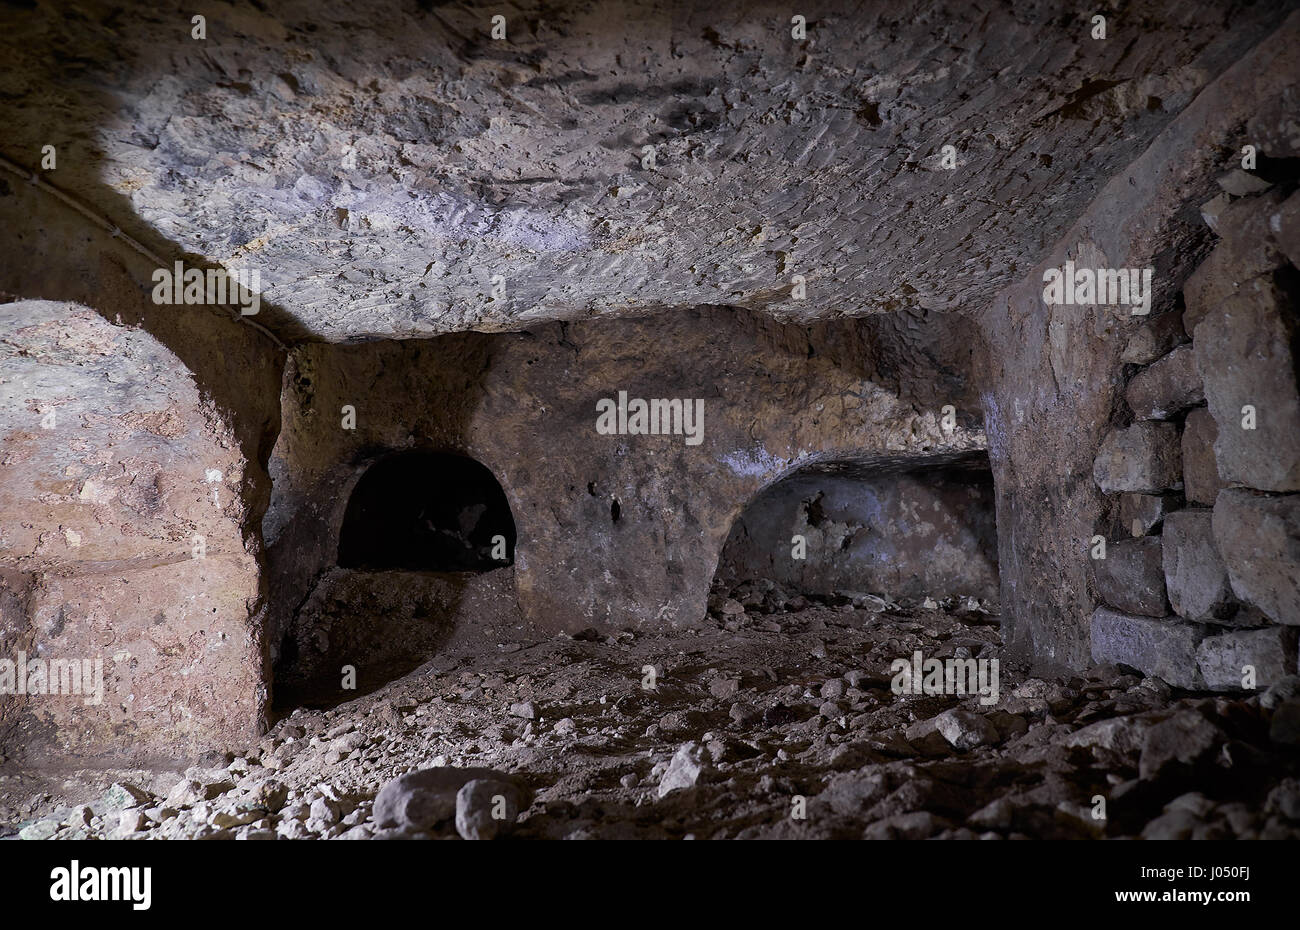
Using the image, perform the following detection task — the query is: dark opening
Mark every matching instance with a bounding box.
[714,456,1000,604]
[338,451,516,571]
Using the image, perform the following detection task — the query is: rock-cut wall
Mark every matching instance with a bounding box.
[0,170,284,764]
[0,302,270,764]
[266,306,988,693]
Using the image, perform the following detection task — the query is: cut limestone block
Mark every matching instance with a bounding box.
[1125,345,1203,420]
[1093,422,1183,494]
[1199,193,1230,235]
[1183,192,1288,332]
[1117,493,1177,537]
[1162,510,1237,623]
[1194,277,1300,492]
[1180,407,1225,506]
[1121,313,1187,366]
[1216,169,1272,197]
[1092,537,1168,617]
[1213,489,1300,625]
[1248,97,1300,160]
[1196,626,1297,691]
[1090,608,1205,690]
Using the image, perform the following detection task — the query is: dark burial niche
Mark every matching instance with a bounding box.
[715,457,1000,603]
[338,451,516,571]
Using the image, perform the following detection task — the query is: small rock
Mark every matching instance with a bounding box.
[1264,778,1300,820]
[455,779,521,840]
[373,767,523,831]
[1166,792,1215,818]
[211,808,261,829]
[245,779,289,813]
[1139,710,1225,780]
[864,811,951,840]
[657,741,707,798]
[709,677,740,699]
[164,778,231,809]
[904,716,951,755]
[117,808,147,835]
[933,709,999,751]
[102,783,152,811]
[18,820,58,841]
[1064,716,1148,755]
[820,679,846,700]
[1141,808,1199,840]
[309,797,338,825]
[331,731,367,754]
[64,805,93,827]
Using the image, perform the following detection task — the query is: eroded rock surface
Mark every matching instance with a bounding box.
[0,1,1290,340]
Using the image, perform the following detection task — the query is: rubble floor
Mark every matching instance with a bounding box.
[3,594,1299,840]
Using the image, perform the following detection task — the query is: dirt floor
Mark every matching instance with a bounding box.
[3,585,1299,840]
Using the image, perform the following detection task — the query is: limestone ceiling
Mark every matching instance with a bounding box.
[0,0,1291,342]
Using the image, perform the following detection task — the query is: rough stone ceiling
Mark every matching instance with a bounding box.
[0,0,1291,342]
